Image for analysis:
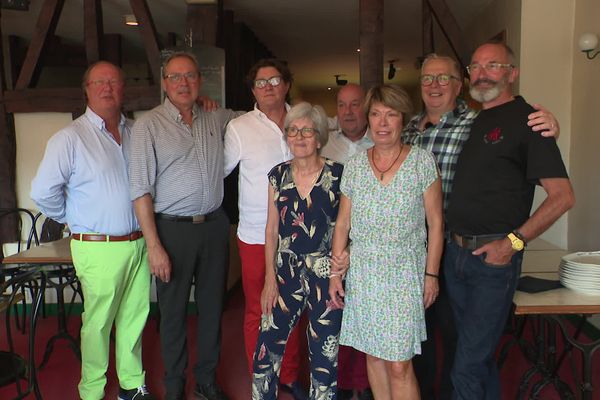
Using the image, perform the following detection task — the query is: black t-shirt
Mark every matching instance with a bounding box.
[446,96,568,235]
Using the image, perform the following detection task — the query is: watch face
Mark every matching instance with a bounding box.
[508,233,524,251]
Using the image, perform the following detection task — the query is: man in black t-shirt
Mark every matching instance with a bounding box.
[444,42,575,400]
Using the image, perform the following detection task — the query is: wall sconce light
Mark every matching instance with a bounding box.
[387,59,399,80]
[334,74,348,86]
[124,14,138,26]
[578,33,599,60]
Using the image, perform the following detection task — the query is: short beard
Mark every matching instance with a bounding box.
[469,75,508,103]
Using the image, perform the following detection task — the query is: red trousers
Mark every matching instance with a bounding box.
[238,238,301,385]
[337,345,369,390]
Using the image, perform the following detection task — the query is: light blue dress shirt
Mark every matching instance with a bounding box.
[31,107,139,236]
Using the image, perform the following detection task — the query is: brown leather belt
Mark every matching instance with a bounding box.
[155,207,222,224]
[72,231,143,242]
[450,232,506,251]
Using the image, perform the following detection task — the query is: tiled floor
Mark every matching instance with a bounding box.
[1,285,598,399]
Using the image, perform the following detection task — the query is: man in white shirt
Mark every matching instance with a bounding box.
[224,59,307,400]
[321,84,373,163]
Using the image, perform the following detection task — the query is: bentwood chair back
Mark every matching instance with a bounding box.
[0,268,44,399]
[0,208,40,333]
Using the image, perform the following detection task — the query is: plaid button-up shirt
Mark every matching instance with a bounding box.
[402,99,478,211]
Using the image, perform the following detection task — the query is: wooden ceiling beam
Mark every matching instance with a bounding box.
[83,0,103,63]
[15,0,65,89]
[3,86,161,113]
[129,0,161,83]
[426,0,467,69]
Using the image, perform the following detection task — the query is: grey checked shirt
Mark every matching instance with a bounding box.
[129,97,241,216]
[402,99,478,211]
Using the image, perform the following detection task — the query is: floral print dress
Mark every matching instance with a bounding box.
[339,147,439,361]
[252,158,344,400]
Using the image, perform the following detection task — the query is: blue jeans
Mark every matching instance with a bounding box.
[443,239,522,400]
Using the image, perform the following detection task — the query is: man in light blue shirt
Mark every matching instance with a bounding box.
[31,61,154,400]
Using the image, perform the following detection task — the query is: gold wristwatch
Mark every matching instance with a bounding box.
[507,232,525,251]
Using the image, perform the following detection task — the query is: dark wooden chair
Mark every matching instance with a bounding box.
[0,208,40,333]
[0,268,44,399]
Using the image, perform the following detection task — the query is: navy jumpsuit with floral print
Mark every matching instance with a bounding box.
[252,159,344,400]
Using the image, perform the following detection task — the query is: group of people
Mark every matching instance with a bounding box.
[30,39,574,400]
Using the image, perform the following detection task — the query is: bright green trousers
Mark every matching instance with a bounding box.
[71,237,150,400]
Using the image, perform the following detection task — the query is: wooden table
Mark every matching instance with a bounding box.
[511,272,600,400]
[2,236,80,366]
[2,236,72,266]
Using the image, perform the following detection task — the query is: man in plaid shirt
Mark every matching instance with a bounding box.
[404,54,558,400]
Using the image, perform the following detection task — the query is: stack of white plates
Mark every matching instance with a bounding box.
[559,251,600,295]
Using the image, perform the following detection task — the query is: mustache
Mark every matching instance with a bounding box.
[473,78,498,86]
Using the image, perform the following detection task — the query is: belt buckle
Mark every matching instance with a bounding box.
[453,233,464,248]
[192,214,206,224]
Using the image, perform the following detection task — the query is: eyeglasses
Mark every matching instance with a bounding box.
[87,79,123,88]
[466,62,514,74]
[285,126,318,138]
[163,71,199,83]
[420,74,460,86]
[254,76,282,89]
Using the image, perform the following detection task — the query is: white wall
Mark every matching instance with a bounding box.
[520,0,575,249]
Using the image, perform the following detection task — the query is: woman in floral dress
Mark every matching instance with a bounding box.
[252,102,344,400]
[329,85,444,399]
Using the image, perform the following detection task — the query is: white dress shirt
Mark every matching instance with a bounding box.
[321,128,373,164]
[224,104,292,244]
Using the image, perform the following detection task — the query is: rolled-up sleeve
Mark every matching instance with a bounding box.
[129,117,157,201]
[30,131,73,223]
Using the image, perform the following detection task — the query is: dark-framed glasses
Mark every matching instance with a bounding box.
[466,62,514,74]
[87,79,123,88]
[254,76,282,89]
[163,71,199,83]
[285,126,318,138]
[420,74,460,86]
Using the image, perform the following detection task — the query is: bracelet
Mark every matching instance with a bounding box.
[425,272,439,279]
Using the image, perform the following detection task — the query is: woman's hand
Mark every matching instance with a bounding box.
[329,275,345,309]
[423,275,439,309]
[330,248,350,276]
[260,277,279,315]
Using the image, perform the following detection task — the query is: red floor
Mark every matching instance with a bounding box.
[1,287,599,399]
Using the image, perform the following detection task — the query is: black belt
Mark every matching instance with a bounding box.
[155,207,222,224]
[450,232,507,251]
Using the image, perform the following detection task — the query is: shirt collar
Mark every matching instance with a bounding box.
[253,102,291,118]
[164,97,198,123]
[84,106,127,131]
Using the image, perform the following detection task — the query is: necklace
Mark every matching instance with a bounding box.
[372,143,404,181]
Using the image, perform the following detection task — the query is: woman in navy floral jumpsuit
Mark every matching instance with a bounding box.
[252,102,344,400]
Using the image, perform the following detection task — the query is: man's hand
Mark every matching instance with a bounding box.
[196,95,219,112]
[423,275,439,309]
[328,275,345,309]
[528,104,560,138]
[148,244,172,283]
[472,238,514,266]
[260,277,279,315]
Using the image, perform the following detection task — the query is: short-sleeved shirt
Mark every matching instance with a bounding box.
[446,96,568,235]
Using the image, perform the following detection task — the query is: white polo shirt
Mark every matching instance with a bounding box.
[224,104,292,244]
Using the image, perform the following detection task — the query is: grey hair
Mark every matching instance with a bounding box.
[284,102,329,150]
[422,53,462,80]
[162,51,200,74]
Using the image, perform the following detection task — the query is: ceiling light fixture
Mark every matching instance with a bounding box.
[356,48,361,52]
[124,14,138,26]
[579,33,599,59]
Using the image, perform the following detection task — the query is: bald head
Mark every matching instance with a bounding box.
[336,84,368,141]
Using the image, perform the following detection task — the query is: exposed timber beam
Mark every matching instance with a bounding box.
[3,86,161,114]
[426,0,468,69]
[15,0,65,89]
[83,0,103,63]
[129,0,161,83]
